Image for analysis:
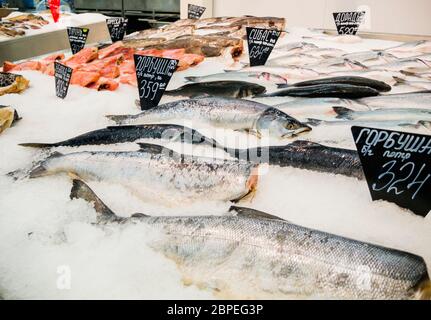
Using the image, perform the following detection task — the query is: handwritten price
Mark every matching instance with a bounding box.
[372,160,430,200]
[139,80,160,101]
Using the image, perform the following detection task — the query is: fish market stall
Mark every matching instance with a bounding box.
[0,13,431,301]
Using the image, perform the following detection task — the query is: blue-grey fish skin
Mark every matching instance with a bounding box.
[226,140,364,179]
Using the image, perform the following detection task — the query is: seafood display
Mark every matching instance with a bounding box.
[1,15,431,301]
[69,179,430,300]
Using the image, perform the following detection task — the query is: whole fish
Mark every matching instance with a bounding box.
[70,179,431,300]
[303,47,346,58]
[333,107,431,122]
[236,65,321,80]
[275,97,369,117]
[0,105,21,134]
[274,42,318,54]
[28,143,259,204]
[257,84,380,99]
[165,81,266,98]
[184,71,287,85]
[393,76,431,91]
[328,70,407,86]
[384,40,431,58]
[266,54,322,68]
[359,91,431,110]
[306,118,429,130]
[226,140,364,179]
[278,76,391,92]
[341,51,398,66]
[372,58,431,72]
[306,59,367,73]
[110,98,312,139]
[19,124,222,149]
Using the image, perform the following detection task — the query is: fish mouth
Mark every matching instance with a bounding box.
[282,125,312,138]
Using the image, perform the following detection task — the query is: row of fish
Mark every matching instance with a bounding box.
[0,13,49,38]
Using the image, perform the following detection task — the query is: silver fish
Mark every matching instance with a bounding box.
[69,179,431,300]
[341,51,399,66]
[28,143,259,204]
[306,59,368,73]
[109,98,312,139]
[306,118,429,129]
[393,76,431,91]
[184,71,287,85]
[371,58,431,72]
[266,53,322,68]
[328,70,407,86]
[384,40,431,58]
[236,65,321,80]
[275,98,369,117]
[303,47,346,58]
[333,107,431,122]
[274,42,318,54]
[359,91,431,110]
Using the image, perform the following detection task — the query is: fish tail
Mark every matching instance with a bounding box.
[19,142,55,148]
[29,151,63,178]
[105,114,131,124]
[416,275,431,300]
[393,76,407,86]
[70,179,118,223]
[333,106,355,120]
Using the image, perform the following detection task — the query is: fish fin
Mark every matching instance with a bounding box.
[131,213,150,218]
[305,118,324,127]
[393,76,407,86]
[232,166,259,204]
[418,120,431,130]
[19,142,55,148]
[28,151,63,179]
[229,206,286,221]
[69,179,119,223]
[333,107,355,120]
[184,76,198,82]
[400,70,417,77]
[137,142,178,156]
[276,83,289,89]
[415,274,431,300]
[106,114,131,124]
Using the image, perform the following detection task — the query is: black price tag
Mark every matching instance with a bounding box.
[246,27,281,67]
[54,61,73,99]
[106,17,128,42]
[67,27,89,54]
[333,11,365,35]
[352,126,431,217]
[187,4,206,19]
[134,55,178,110]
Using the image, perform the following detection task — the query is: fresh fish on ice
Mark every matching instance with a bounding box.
[358,91,431,110]
[19,124,223,149]
[27,143,259,204]
[340,51,398,66]
[371,58,431,72]
[165,81,266,98]
[278,76,391,92]
[393,76,431,91]
[274,42,318,54]
[110,97,312,139]
[226,140,364,179]
[69,179,431,300]
[265,54,322,68]
[275,98,369,116]
[184,71,287,85]
[306,118,430,130]
[333,107,431,122]
[384,40,431,58]
[257,84,380,99]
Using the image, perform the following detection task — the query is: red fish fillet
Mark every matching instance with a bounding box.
[64,47,99,68]
[70,71,100,87]
[88,77,119,91]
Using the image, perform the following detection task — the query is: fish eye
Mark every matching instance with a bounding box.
[286,124,295,130]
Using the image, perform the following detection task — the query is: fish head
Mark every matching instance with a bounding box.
[256,72,288,84]
[256,108,312,139]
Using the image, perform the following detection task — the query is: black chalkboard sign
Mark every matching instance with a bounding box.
[188,4,206,19]
[333,11,366,35]
[106,17,128,42]
[67,27,89,54]
[246,27,281,67]
[54,61,73,99]
[352,126,431,217]
[134,55,178,110]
